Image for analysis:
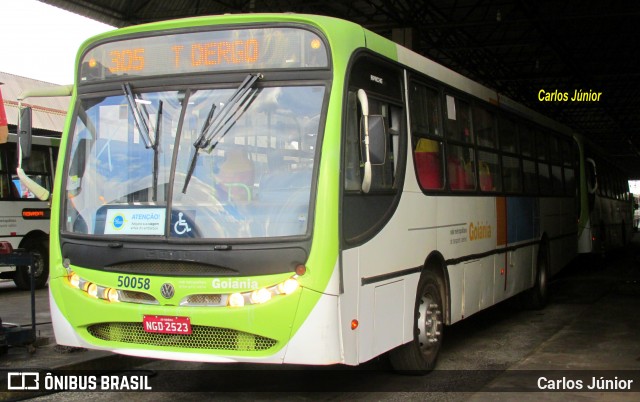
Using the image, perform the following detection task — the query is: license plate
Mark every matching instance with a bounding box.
[143,315,192,334]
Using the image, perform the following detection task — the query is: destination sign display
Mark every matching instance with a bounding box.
[80,27,328,82]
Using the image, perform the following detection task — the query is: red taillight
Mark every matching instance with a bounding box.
[351,319,359,330]
[0,241,13,255]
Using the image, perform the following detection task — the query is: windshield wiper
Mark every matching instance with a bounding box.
[182,73,262,194]
[122,82,153,148]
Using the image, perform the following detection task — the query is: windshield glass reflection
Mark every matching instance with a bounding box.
[64,85,325,240]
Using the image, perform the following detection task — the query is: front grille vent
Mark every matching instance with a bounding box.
[180,294,225,306]
[87,322,277,351]
[119,290,158,305]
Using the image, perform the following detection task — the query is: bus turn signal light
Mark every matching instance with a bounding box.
[295,264,307,276]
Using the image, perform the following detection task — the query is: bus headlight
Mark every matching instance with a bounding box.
[68,272,80,288]
[66,273,123,303]
[105,288,120,303]
[228,292,245,307]
[250,288,272,304]
[86,283,98,298]
[277,278,299,295]
[227,277,299,307]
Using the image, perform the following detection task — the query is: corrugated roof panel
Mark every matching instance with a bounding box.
[0,71,70,132]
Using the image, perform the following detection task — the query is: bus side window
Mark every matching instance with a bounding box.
[448,144,476,190]
[474,105,497,148]
[445,95,472,144]
[9,146,52,199]
[415,138,443,189]
[478,151,501,192]
[345,91,401,193]
[410,83,443,190]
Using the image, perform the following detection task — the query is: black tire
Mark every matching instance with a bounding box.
[389,270,444,374]
[523,243,549,309]
[13,239,49,290]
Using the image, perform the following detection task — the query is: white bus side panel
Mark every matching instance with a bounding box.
[540,197,578,276]
[0,200,50,249]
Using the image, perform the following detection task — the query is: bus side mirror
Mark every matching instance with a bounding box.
[18,107,33,161]
[357,89,387,193]
[364,115,387,165]
[16,106,49,201]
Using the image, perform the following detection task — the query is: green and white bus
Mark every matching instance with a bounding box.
[33,14,582,372]
[575,136,633,254]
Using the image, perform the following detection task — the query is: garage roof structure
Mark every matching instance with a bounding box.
[40,0,640,177]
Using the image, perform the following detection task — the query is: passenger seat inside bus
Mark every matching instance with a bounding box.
[414,138,442,189]
[447,155,467,190]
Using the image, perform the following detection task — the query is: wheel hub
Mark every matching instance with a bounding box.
[417,294,442,354]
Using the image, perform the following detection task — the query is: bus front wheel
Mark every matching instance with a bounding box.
[389,270,444,374]
[14,239,49,290]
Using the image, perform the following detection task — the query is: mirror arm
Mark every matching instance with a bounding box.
[358,89,372,193]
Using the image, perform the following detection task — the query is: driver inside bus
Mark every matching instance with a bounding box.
[217,147,255,203]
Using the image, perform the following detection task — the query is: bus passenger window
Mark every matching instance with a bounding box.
[9,147,52,199]
[445,95,472,144]
[538,162,551,194]
[519,125,535,158]
[410,84,441,137]
[415,138,443,190]
[523,159,538,194]
[474,106,497,148]
[551,165,564,194]
[448,144,475,191]
[502,155,521,193]
[564,167,575,195]
[499,115,518,153]
[535,130,548,161]
[478,151,501,192]
[410,83,443,190]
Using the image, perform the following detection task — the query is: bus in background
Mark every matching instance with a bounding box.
[0,84,7,143]
[576,136,633,254]
[633,194,640,231]
[0,129,59,289]
[19,14,582,373]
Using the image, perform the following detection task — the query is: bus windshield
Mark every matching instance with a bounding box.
[64,84,325,240]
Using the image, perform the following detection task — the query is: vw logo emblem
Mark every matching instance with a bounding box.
[160,283,175,299]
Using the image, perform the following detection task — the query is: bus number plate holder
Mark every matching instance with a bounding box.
[143,315,192,335]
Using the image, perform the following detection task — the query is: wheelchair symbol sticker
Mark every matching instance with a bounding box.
[174,212,192,235]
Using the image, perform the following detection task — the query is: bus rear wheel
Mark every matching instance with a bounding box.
[389,270,444,374]
[14,239,49,290]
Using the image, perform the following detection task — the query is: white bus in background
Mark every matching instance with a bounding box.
[0,132,59,289]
